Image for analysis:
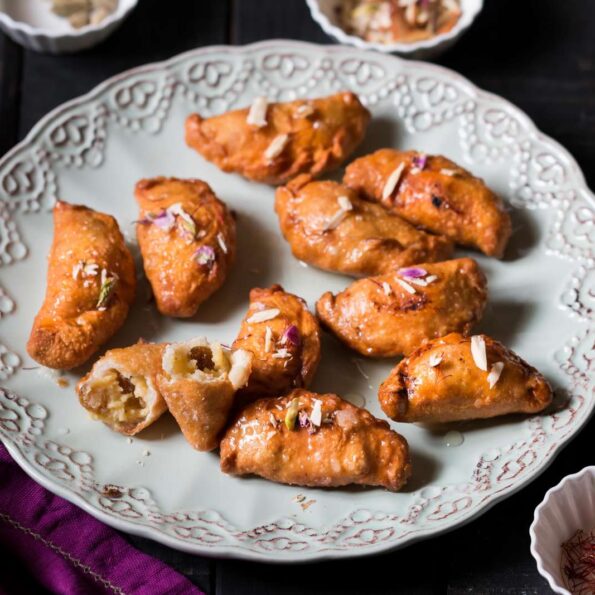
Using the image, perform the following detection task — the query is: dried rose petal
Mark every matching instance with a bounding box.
[412,153,428,170]
[298,410,310,429]
[281,324,301,347]
[398,267,427,279]
[144,210,176,231]
[194,245,216,267]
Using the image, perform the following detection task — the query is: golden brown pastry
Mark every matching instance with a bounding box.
[77,342,166,436]
[378,332,553,422]
[27,201,136,370]
[344,149,512,257]
[275,175,453,277]
[220,389,411,491]
[135,177,235,318]
[157,338,252,451]
[185,92,370,185]
[316,258,487,357]
[232,284,321,401]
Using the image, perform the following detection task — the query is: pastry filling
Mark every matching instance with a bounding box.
[189,346,216,372]
[164,339,231,379]
[162,338,252,389]
[82,369,150,426]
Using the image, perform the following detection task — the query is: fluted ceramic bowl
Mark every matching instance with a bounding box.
[530,466,595,594]
[306,0,483,59]
[0,0,138,54]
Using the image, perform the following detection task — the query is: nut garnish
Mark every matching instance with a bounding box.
[264,134,289,161]
[323,195,354,231]
[247,308,280,324]
[396,278,416,295]
[470,335,488,371]
[487,362,504,388]
[216,232,228,254]
[310,399,322,427]
[382,162,405,200]
[246,96,268,127]
[272,348,291,360]
[284,398,300,430]
[72,260,99,280]
[429,353,443,367]
[96,275,117,310]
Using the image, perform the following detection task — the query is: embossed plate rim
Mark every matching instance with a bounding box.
[0,40,593,562]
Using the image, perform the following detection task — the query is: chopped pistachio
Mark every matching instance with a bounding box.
[178,214,196,238]
[284,398,300,431]
[96,277,117,310]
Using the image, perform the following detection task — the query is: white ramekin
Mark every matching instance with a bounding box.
[530,466,595,594]
[0,0,138,54]
[306,0,483,60]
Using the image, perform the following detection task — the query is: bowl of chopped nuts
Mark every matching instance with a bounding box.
[530,466,595,594]
[306,0,483,59]
[0,0,138,54]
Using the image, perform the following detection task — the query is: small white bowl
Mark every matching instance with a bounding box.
[0,0,138,54]
[530,466,595,594]
[306,0,483,60]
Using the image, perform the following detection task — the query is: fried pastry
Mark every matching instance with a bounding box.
[220,389,411,491]
[378,332,553,422]
[157,337,252,451]
[275,175,453,276]
[135,177,235,318]
[232,284,321,400]
[77,342,166,436]
[27,201,136,370]
[185,91,370,185]
[316,258,487,357]
[344,149,512,257]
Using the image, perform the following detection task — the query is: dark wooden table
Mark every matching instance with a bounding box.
[1,1,593,593]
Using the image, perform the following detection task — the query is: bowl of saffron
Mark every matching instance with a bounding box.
[530,466,595,594]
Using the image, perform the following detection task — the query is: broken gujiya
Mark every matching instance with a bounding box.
[157,337,252,451]
[77,341,166,436]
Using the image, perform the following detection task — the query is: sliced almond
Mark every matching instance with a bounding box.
[396,278,416,295]
[247,308,280,324]
[247,96,268,127]
[382,162,405,200]
[264,134,289,161]
[470,335,488,371]
[487,362,504,388]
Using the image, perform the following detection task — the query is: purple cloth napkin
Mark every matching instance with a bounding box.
[0,443,204,595]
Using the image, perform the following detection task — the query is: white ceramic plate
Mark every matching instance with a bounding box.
[0,41,593,562]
